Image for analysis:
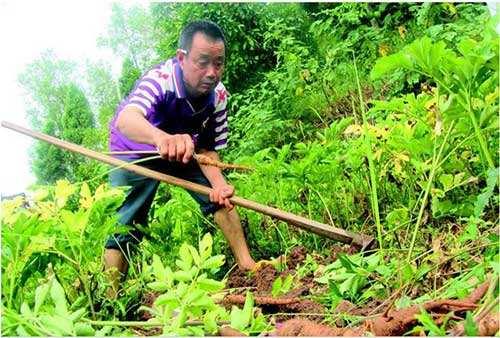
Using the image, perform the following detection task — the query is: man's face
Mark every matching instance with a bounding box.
[177,32,225,97]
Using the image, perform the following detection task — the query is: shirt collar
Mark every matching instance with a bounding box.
[172,57,187,99]
[172,57,216,106]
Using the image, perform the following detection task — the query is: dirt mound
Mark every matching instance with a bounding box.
[262,280,496,337]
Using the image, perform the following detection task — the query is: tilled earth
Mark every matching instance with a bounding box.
[221,246,497,336]
[138,245,498,336]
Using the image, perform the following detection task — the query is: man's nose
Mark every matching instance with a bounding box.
[205,64,217,79]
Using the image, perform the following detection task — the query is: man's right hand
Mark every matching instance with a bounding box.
[154,133,194,163]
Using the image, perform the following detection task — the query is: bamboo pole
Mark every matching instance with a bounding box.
[1,120,374,248]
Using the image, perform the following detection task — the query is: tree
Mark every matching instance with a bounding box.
[19,52,96,184]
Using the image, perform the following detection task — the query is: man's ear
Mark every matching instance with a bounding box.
[176,49,187,67]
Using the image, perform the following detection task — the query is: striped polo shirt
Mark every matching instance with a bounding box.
[109,57,229,159]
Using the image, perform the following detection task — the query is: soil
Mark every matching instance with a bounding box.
[135,246,498,336]
[222,247,498,337]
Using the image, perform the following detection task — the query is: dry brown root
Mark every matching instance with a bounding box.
[193,153,252,171]
[272,318,348,336]
[476,313,500,336]
[365,299,477,336]
[218,325,247,336]
[462,279,490,304]
[450,312,499,336]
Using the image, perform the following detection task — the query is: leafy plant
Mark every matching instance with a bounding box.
[142,233,227,335]
[2,265,96,336]
[271,274,294,297]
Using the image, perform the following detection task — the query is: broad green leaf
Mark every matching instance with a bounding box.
[415,308,445,336]
[271,277,283,297]
[474,167,498,217]
[184,289,205,305]
[148,281,169,292]
[34,282,50,315]
[40,314,73,336]
[197,276,225,292]
[187,245,201,267]
[439,174,454,191]
[173,270,192,282]
[20,302,32,317]
[74,322,95,336]
[79,182,93,209]
[50,277,69,316]
[152,254,166,281]
[201,255,225,270]
[177,243,193,270]
[282,274,293,291]
[68,307,86,322]
[203,310,219,334]
[155,292,180,308]
[199,233,213,261]
[464,311,479,336]
[54,179,76,209]
[371,52,412,80]
[241,291,254,328]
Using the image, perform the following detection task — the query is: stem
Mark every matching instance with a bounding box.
[353,55,383,250]
[83,319,230,327]
[466,96,495,169]
[62,229,96,319]
[407,123,454,261]
[8,241,20,309]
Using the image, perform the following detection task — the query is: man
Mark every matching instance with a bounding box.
[104,20,256,295]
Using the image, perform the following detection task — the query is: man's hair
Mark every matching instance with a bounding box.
[178,20,226,52]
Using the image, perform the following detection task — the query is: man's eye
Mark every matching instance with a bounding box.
[198,60,210,67]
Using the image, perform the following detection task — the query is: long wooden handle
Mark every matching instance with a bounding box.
[1,121,374,248]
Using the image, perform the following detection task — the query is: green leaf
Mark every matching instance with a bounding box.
[474,167,498,217]
[338,253,358,273]
[184,289,205,305]
[75,322,95,336]
[197,277,225,292]
[371,52,412,80]
[271,277,282,297]
[173,270,192,282]
[415,308,445,336]
[54,179,76,209]
[242,291,254,327]
[199,233,213,261]
[155,292,180,308]
[152,254,166,280]
[148,281,169,292]
[230,291,254,331]
[34,282,50,315]
[282,274,293,291]
[177,243,193,270]
[40,314,73,336]
[464,311,479,336]
[187,245,201,267]
[68,307,86,322]
[201,255,225,270]
[203,310,219,334]
[20,302,32,317]
[50,277,68,316]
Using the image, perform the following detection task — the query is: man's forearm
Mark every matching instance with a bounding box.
[198,150,227,187]
[115,106,166,146]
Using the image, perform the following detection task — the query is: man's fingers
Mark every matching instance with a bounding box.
[182,137,194,164]
[167,142,176,161]
[176,141,185,162]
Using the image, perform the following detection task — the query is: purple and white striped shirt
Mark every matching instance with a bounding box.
[109,57,229,159]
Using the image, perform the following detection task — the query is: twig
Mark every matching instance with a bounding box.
[83,318,230,327]
[105,150,253,171]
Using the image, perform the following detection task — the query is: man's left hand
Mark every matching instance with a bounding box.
[210,184,234,210]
